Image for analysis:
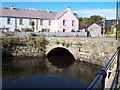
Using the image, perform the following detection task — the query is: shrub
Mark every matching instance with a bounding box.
[65,43,70,47]
[2,37,20,47]
[61,40,70,47]
[55,40,60,44]
[92,42,96,47]
[34,36,48,53]
[78,42,83,46]
[62,40,66,46]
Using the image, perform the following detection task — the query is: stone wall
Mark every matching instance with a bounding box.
[46,37,118,66]
[2,37,118,66]
[11,46,45,57]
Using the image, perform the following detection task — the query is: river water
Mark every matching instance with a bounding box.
[2,56,102,89]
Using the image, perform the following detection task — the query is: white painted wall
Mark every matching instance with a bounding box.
[0,9,79,33]
[40,20,51,31]
[51,20,58,32]
[0,17,15,31]
[88,24,102,37]
[17,18,36,31]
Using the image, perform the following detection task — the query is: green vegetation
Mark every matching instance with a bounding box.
[92,42,96,47]
[79,15,103,29]
[34,36,48,52]
[31,21,35,32]
[106,24,120,38]
[2,37,20,48]
[55,40,71,47]
[55,40,60,44]
[61,40,70,47]
[77,42,83,46]
[2,36,48,55]
[117,24,120,38]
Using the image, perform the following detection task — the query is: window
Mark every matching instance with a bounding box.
[29,19,32,25]
[42,29,45,32]
[49,20,51,25]
[7,18,11,24]
[19,18,23,25]
[63,29,65,32]
[63,20,66,26]
[40,20,43,25]
[72,20,75,26]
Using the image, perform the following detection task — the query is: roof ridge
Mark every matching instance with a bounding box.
[1,7,68,20]
[54,10,67,19]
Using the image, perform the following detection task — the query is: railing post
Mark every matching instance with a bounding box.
[115,46,120,89]
[98,69,107,89]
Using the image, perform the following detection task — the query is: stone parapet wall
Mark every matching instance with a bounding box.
[46,37,118,66]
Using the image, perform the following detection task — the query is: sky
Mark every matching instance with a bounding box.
[1,1,120,20]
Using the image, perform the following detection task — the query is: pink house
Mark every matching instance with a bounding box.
[52,7,79,32]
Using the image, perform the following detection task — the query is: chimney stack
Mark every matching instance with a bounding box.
[67,6,71,11]
[47,9,51,13]
[10,4,13,9]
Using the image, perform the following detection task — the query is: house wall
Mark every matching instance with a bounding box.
[0,17,52,32]
[88,25,101,37]
[17,18,37,31]
[1,9,79,32]
[16,18,52,32]
[0,17,15,31]
[58,10,78,32]
[39,20,51,32]
[51,20,58,32]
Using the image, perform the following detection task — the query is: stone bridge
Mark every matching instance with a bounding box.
[45,37,118,66]
[45,43,80,59]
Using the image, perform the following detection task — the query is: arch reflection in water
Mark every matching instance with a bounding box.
[47,47,75,68]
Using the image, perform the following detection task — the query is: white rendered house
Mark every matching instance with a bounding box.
[0,6,78,32]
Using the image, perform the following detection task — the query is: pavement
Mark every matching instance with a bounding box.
[105,62,120,89]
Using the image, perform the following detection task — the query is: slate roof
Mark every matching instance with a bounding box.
[88,23,101,29]
[105,20,116,27]
[0,7,68,20]
[99,20,116,27]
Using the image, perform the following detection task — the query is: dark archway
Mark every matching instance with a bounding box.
[47,47,75,68]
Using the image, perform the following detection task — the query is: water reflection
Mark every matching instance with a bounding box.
[2,57,102,88]
[47,47,75,68]
[2,57,48,80]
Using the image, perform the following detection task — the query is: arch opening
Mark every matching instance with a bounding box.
[47,47,75,68]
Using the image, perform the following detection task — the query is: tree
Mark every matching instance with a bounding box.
[79,17,91,29]
[78,15,103,29]
[90,15,103,24]
[31,21,35,32]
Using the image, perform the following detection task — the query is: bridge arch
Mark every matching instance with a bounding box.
[46,46,74,56]
[46,44,79,59]
[47,47,75,57]
[46,47,75,68]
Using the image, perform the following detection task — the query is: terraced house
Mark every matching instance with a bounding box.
[0,6,78,32]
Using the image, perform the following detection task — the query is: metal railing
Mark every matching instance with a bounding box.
[88,47,120,90]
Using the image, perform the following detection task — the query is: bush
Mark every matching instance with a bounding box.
[61,40,70,47]
[2,37,20,47]
[65,43,70,47]
[78,42,83,46]
[55,40,60,44]
[62,40,66,46]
